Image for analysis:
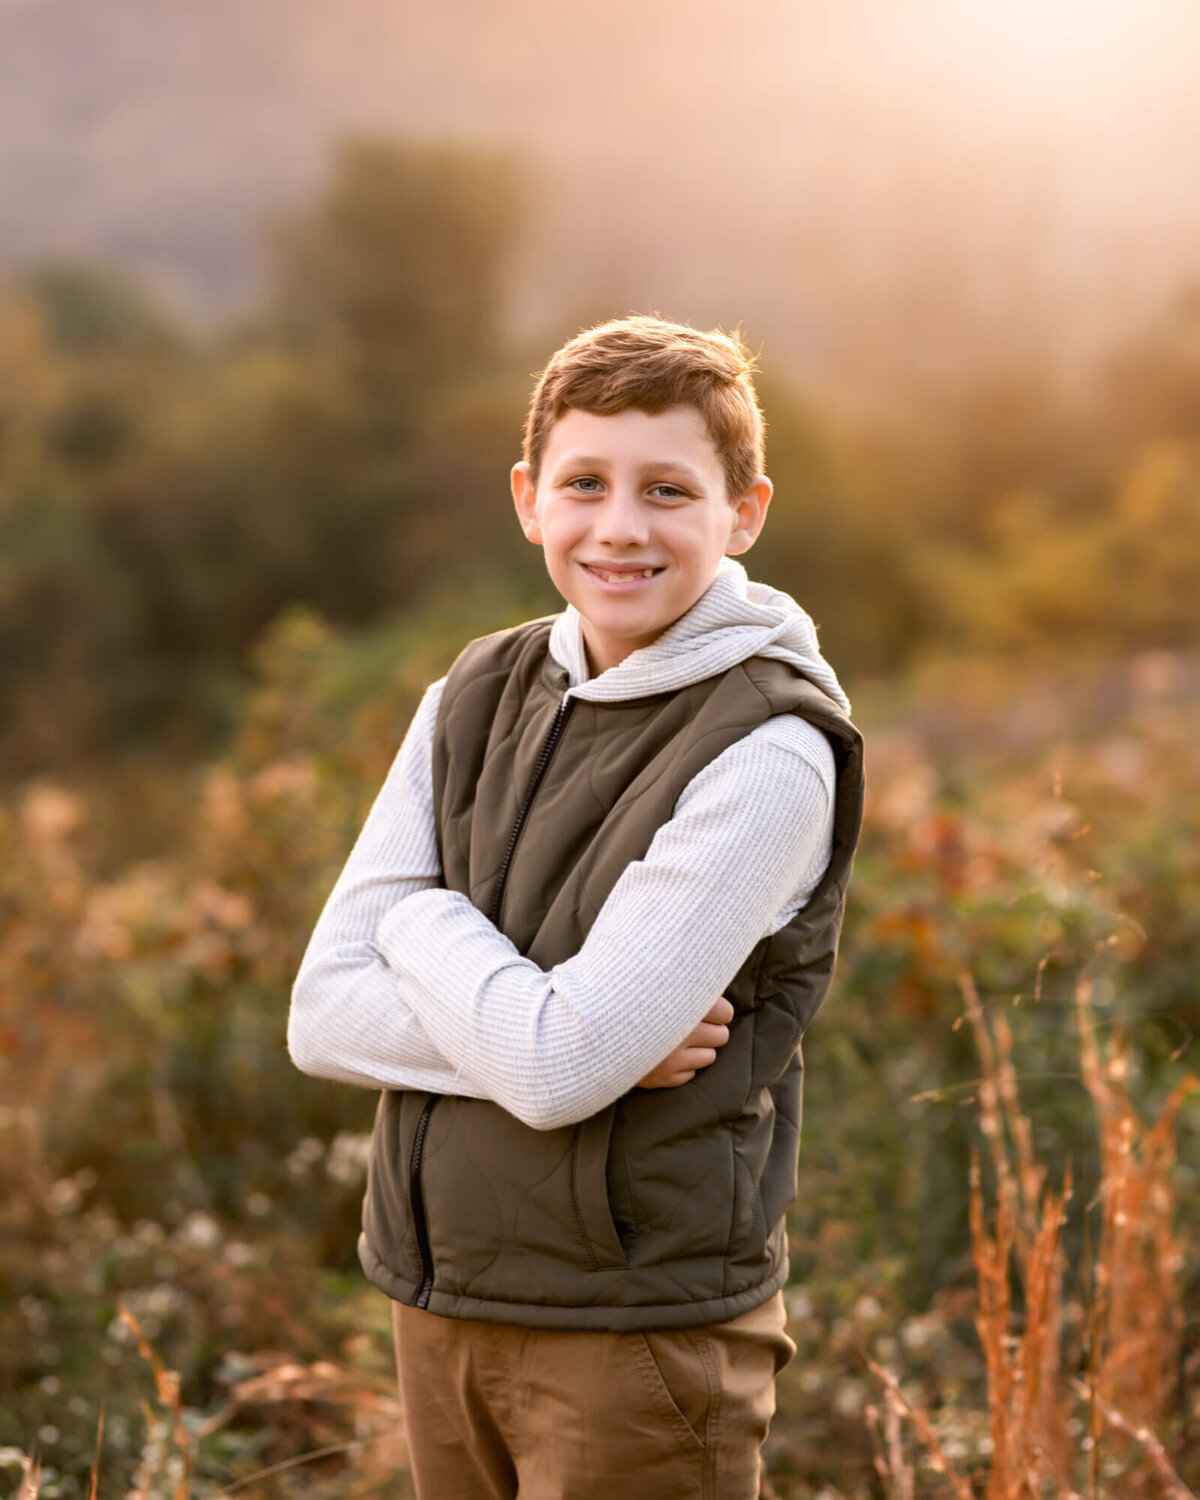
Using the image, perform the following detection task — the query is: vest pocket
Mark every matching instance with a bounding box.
[415,1098,628,1296]
[572,1103,629,1269]
[362,1090,426,1287]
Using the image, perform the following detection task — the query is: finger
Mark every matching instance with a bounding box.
[704,997,735,1025]
[687,1022,730,1049]
[648,1068,694,1088]
[681,1047,718,1071]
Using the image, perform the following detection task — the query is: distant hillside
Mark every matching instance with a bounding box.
[3,0,1200,388]
[0,0,822,317]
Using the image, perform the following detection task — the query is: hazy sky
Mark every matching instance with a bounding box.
[2,0,1199,388]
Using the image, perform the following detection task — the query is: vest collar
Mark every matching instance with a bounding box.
[547,559,851,712]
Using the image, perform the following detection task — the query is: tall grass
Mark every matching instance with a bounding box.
[868,973,1196,1499]
[2,643,1196,1496]
[11,981,1192,1497]
[10,1308,407,1500]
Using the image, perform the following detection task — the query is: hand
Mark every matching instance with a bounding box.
[637,997,734,1089]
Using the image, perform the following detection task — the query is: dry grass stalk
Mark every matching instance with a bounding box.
[962,971,1076,1496]
[88,1405,105,1500]
[1074,979,1194,1437]
[15,1452,41,1500]
[1071,1379,1198,1500]
[126,1326,407,1498]
[865,1357,974,1500]
[885,1397,914,1500]
[132,1399,159,1500]
[871,971,1195,1498]
[119,1301,195,1500]
[34,1303,409,1499]
[968,1149,1016,1493]
[992,1007,1046,1247]
[195,1348,407,1494]
[959,974,1019,1248]
[866,1398,915,1500]
[211,1432,402,1497]
[969,1152,1077,1497]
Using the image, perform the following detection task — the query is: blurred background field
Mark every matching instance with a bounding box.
[2,1,1199,1495]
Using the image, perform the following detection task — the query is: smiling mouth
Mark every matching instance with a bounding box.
[582,564,665,584]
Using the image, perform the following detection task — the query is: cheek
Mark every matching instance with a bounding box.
[540,516,577,555]
[538,521,582,579]
[670,520,728,570]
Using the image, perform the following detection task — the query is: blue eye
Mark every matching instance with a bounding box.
[571,476,602,492]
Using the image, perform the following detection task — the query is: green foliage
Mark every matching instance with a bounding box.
[3,142,1200,775]
[4,112,1198,1500]
[1,638,1196,1496]
[22,261,187,359]
[1101,283,1200,451]
[268,137,527,439]
[909,442,1200,653]
[752,370,926,675]
[0,138,536,774]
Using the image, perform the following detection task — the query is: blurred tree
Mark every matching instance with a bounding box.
[268,137,527,443]
[0,288,143,768]
[91,349,353,655]
[17,263,191,479]
[22,260,187,359]
[375,365,551,609]
[0,137,536,772]
[1102,440,1200,644]
[910,439,1200,654]
[753,370,925,675]
[4,200,1200,773]
[1101,282,1200,451]
[0,285,65,437]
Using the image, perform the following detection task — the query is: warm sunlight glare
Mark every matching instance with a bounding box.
[972,0,1134,54]
[917,0,1186,119]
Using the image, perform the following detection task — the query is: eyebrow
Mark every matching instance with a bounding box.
[552,455,707,486]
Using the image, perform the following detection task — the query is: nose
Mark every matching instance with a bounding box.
[591,486,650,548]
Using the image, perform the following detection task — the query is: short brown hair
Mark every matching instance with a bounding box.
[522,315,765,499]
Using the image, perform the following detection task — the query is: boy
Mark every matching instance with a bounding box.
[289,316,864,1499]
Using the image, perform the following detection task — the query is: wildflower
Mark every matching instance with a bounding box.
[788,1290,813,1321]
[285,1136,325,1176]
[834,1380,866,1417]
[45,1178,83,1215]
[176,1210,221,1249]
[326,1130,372,1185]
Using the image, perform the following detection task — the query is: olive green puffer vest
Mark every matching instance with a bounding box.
[360,618,864,1330]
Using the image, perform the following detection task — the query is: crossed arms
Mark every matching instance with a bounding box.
[288,679,835,1131]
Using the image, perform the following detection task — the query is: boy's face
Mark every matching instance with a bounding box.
[511,406,771,675]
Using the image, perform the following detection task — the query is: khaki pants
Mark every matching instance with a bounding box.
[392,1291,795,1500]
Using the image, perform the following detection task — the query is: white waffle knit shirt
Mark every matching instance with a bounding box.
[288,558,847,1131]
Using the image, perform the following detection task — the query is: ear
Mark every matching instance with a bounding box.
[725,476,773,556]
[511,462,543,544]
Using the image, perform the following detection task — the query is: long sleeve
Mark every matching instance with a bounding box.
[287,679,491,1097]
[375,715,836,1130]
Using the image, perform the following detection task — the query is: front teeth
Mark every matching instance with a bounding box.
[592,567,657,581]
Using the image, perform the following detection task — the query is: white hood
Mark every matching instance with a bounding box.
[548,558,851,713]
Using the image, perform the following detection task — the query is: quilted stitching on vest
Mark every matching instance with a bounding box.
[360,621,864,1330]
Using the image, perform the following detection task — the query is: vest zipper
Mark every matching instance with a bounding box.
[488,695,576,926]
[410,1094,439,1308]
[408,692,574,1310]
